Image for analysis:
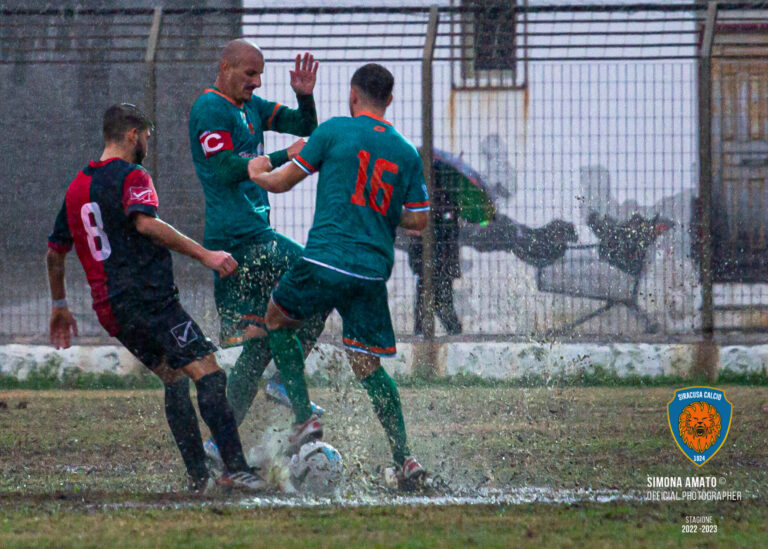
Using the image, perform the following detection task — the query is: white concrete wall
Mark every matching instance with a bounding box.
[1,343,765,381]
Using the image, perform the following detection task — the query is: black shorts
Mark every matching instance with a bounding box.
[113,297,216,371]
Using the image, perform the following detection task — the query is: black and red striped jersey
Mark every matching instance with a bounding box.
[48,158,176,335]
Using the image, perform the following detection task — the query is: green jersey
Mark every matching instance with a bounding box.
[293,112,430,279]
[189,88,316,249]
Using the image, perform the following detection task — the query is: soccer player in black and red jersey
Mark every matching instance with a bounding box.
[46,103,263,493]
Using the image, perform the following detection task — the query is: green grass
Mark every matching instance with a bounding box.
[0,386,765,546]
[0,502,765,548]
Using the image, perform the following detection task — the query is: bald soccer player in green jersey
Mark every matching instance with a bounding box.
[250,63,431,490]
[188,40,327,448]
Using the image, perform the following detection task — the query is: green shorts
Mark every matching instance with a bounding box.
[214,233,303,347]
[271,259,396,358]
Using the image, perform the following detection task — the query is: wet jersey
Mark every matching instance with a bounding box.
[47,159,175,335]
[189,88,316,250]
[293,112,430,280]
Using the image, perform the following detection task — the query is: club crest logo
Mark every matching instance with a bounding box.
[667,387,732,467]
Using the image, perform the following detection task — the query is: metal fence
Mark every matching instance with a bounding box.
[2,1,768,347]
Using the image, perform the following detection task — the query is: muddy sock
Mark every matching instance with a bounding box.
[361,367,410,466]
[195,370,249,473]
[227,337,272,425]
[268,328,312,424]
[164,378,208,483]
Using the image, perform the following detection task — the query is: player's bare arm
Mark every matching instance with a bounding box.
[251,160,307,194]
[45,248,78,349]
[247,155,273,181]
[400,209,428,231]
[285,137,307,160]
[133,214,238,277]
[290,52,319,95]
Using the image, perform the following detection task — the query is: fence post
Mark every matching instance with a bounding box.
[145,6,163,182]
[695,1,718,380]
[415,5,440,378]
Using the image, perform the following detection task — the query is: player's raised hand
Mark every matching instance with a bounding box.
[290,52,319,95]
[203,250,238,277]
[286,138,307,160]
[248,155,272,181]
[50,307,78,349]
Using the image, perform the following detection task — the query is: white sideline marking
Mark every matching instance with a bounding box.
[86,487,645,512]
[237,487,643,508]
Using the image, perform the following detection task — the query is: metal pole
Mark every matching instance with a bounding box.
[417,5,440,378]
[145,6,163,182]
[696,1,718,380]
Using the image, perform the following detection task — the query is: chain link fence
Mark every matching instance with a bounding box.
[2,1,767,345]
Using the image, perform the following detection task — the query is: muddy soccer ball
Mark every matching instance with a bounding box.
[289,441,342,496]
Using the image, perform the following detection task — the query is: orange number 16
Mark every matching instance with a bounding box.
[351,150,397,215]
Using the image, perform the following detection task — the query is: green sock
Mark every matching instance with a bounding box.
[268,328,312,424]
[361,367,410,466]
[296,313,326,353]
[227,337,272,426]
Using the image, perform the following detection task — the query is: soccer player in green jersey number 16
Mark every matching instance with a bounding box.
[250,63,431,490]
[188,40,328,467]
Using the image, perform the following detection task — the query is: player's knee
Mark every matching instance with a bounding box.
[242,323,268,339]
[265,300,293,331]
[348,351,381,380]
[181,353,222,382]
[153,363,186,385]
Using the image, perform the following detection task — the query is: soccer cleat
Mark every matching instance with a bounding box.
[188,474,215,494]
[386,456,429,492]
[401,457,427,483]
[286,414,323,456]
[203,437,224,471]
[265,378,325,417]
[216,468,267,492]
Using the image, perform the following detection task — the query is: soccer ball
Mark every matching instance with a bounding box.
[289,441,343,496]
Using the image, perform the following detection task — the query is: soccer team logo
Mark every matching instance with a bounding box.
[667,387,732,467]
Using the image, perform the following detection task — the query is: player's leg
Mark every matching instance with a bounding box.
[341,278,425,486]
[265,257,326,425]
[115,314,211,490]
[227,337,272,425]
[181,354,251,473]
[214,240,277,424]
[348,351,411,466]
[347,349,427,489]
[434,272,462,335]
[159,370,208,489]
[266,260,335,452]
[265,234,328,415]
[178,354,266,491]
[265,302,324,455]
[152,300,264,490]
[413,276,425,335]
[273,233,331,357]
[265,299,312,424]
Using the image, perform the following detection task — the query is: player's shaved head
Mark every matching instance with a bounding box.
[215,39,265,105]
[220,39,263,67]
[350,63,394,109]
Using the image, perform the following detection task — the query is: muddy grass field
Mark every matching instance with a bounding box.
[0,384,766,547]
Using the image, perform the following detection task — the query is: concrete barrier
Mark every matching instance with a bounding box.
[1,342,766,381]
